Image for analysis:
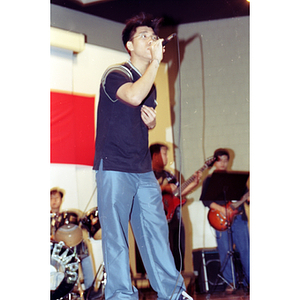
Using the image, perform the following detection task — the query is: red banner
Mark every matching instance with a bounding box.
[50,91,95,166]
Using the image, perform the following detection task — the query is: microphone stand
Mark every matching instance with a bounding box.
[216,187,236,291]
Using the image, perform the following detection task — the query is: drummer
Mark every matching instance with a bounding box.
[50,187,65,214]
[50,187,65,238]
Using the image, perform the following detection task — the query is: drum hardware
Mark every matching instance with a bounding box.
[81,186,101,240]
[75,239,95,292]
[62,292,82,300]
[84,262,106,300]
[54,210,83,248]
[81,207,102,240]
[50,241,80,300]
[51,212,59,239]
[50,185,101,299]
[51,219,97,299]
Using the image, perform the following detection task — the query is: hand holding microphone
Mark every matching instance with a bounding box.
[162,33,177,46]
[151,33,176,65]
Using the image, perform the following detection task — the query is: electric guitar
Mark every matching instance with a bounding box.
[207,191,249,231]
[163,156,216,222]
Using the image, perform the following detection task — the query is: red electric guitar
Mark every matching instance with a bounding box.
[207,191,249,231]
[163,156,216,222]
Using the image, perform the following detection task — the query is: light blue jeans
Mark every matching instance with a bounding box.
[96,160,185,300]
[215,214,250,286]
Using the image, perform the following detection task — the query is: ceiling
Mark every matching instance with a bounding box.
[51,0,250,26]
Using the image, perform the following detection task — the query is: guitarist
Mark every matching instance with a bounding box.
[150,143,202,271]
[199,148,249,294]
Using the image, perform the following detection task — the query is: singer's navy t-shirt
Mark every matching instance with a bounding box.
[93,61,157,173]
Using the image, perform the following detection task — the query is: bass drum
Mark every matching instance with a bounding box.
[81,207,102,240]
[54,209,83,247]
[50,241,80,300]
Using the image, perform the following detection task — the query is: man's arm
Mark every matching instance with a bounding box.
[116,39,163,106]
[116,60,160,106]
[181,171,202,197]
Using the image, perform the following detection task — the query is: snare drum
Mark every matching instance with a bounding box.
[54,210,83,247]
[81,207,102,240]
[50,241,80,300]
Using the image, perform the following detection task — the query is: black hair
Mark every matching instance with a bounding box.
[122,12,162,49]
[149,143,168,158]
[213,148,230,161]
[50,189,63,199]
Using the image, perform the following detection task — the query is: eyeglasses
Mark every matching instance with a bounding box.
[131,32,160,42]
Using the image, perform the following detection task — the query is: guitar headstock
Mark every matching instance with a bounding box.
[205,156,216,168]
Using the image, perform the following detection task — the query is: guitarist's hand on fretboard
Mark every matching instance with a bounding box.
[161,156,216,222]
[193,170,202,185]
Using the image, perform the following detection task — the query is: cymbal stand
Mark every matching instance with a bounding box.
[85,262,106,300]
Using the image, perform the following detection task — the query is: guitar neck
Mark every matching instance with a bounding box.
[173,164,209,197]
[230,191,250,210]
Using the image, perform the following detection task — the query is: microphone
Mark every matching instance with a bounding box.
[162,33,176,46]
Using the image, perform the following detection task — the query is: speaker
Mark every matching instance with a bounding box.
[192,248,225,294]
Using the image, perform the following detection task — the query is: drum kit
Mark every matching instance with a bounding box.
[50,208,106,300]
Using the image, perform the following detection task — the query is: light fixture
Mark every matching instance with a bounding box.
[50,27,85,53]
[70,0,115,6]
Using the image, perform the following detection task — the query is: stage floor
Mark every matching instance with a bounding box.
[138,288,249,300]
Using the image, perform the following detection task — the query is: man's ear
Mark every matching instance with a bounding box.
[126,41,134,52]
